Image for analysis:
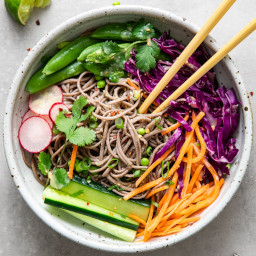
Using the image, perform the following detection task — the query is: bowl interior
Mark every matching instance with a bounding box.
[4,6,252,253]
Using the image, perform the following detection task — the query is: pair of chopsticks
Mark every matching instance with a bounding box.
[138,0,256,114]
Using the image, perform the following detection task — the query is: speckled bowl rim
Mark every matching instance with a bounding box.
[3,5,253,253]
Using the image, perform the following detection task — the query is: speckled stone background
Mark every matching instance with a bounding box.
[0,0,255,255]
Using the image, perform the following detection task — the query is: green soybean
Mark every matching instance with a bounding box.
[97,80,106,89]
[141,158,149,166]
[115,118,124,129]
[137,128,145,135]
[43,37,100,75]
[26,61,86,94]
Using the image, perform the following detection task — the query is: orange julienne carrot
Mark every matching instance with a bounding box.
[123,177,165,201]
[129,214,147,226]
[161,114,189,136]
[145,185,170,199]
[157,192,167,214]
[67,144,78,179]
[179,146,220,217]
[136,145,175,187]
[183,123,206,163]
[127,78,140,90]
[144,173,178,240]
[181,144,193,198]
[186,164,204,194]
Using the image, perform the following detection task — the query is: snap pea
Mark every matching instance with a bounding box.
[43,37,100,75]
[91,23,135,41]
[78,42,104,62]
[26,61,85,94]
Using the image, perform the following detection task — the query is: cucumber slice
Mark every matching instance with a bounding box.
[43,186,139,230]
[63,210,136,242]
[61,175,150,222]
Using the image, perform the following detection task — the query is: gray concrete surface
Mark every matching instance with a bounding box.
[0,0,255,255]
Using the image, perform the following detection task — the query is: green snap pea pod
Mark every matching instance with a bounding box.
[43,37,100,75]
[78,42,104,61]
[90,23,135,41]
[83,62,104,76]
[26,61,85,94]
[78,42,130,62]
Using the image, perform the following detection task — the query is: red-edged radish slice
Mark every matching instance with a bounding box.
[49,102,69,123]
[29,85,63,115]
[22,110,53,128]
[19,116,52,153]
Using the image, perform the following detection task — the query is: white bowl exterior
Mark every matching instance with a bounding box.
[3,6,253,253]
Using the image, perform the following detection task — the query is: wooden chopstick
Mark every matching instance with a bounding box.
[153,17,256,113]
[138,0,236,114]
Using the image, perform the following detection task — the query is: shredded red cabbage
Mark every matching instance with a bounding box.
[153,127,182,162]
[125,32,240,189]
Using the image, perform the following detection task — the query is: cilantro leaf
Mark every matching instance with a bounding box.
[55,111,75,138]
[136,41,160,72]
[79,106,96,122]
[49,168,70,190]
[102,41,121,55]
[69,127,96,146]
[132,19,155,40]
[72,96,87,119]
[38,152,52,175]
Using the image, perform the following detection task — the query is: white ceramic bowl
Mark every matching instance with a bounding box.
[3,6,253,253]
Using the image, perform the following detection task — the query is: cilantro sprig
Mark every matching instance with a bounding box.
[38,151,52,176]
[55,96,96,146]
[135,40,160,72]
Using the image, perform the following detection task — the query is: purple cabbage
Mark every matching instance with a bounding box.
[154,128,182,161]
[125,32,240,181]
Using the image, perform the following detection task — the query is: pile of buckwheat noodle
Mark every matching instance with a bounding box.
[23,71,179,200]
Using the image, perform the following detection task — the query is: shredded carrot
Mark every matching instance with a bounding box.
[145,185,169,199]
[179,147,220,217]
[161,114,189,135]
[157,193,167,214]
[170,193,179,205]
[151,226,182,237]
[129,214,147,226]
[67,144,78,179]
[186,164,203,194]
[127,78,139,90]
[183,122,206,163]
[124,177,165,201]
[144,173,178,240]
[136,145,175,187]
[163,216,186,234]
[181,144,193,197]
[143,196,155,241]
[110,111,116,116]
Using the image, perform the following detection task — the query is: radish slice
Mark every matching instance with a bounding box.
[49,102,69,123]
[29,85,63,115]
[22,110,53,128]
[19,116,52,153]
